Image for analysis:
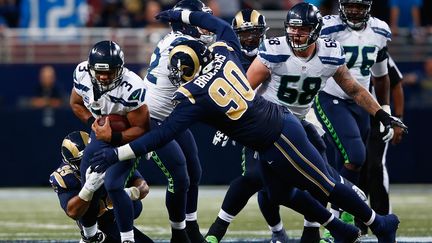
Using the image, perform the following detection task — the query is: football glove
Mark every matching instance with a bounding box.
[375,108,408,143]
[155,10,182,23]
[78,167,105,201]
[212,130,230,147]
[90,148,119,173]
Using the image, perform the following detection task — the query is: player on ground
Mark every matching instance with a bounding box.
[70,40,150,243]
[314,0,394,239]
[49,131,153,243]
[208,9,291,243]
[141,0,213,242]
[89,8,406,243]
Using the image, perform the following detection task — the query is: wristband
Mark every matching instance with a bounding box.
[111,132,122,144]
[78,187,93,202]
[87,116,96,127]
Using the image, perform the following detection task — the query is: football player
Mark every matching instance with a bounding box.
[90,8,406,243]
[208,9,291,243]
[49,131,153,243]
[314,0,395,239]
[70,40,150,243]
[140,0,213,242]
[358,53,405,234]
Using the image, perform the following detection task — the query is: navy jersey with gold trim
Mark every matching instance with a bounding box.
[49,161,143,213]
[128,42,285,154]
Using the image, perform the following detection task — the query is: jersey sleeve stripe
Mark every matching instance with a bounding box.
[260,54,290,63]
[371,27,392,39]
[176,87,196,104]
[73,82,90,92]
[318,56,345,65]
[320,24,346,35]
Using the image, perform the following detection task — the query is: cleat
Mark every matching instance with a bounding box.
[80,230,106,243]
[341,211,355,225]
[270,228,290,243]
[321,229,334,243]
[205,235,218,243]
[372,214,400,243]
[332,223,361,243]
[122,241,134,243]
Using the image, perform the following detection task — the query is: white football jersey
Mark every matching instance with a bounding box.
[144,32,196,121]
[321,15,391,100]
[73,61,146,117]
[256,36,345,119]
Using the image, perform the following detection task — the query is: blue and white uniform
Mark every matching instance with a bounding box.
[314,15,391,173]
[73,62,146,233]
[143,31,202,224]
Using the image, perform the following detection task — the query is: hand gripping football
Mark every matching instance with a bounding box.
[97,114,130,132]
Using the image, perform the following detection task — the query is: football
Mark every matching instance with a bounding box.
[97,114,130,132]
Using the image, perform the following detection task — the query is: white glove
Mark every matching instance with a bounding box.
[78,167,106,202]
[124,186,140,200]
[379,105,394,143]
[212,130,229,147]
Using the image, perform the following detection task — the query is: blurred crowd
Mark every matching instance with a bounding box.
[0,0,431,33]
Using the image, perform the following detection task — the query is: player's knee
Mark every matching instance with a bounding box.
[173,175,190,193]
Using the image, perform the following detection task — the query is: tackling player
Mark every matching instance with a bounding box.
[89,8,406,243]
[314,0,394,238]
[208,9,290,243]
[70,40,150,243]
[49,131,153,243]
[140,0,213,242]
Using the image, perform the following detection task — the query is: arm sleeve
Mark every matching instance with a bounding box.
[371,47,389,78]
[388,54,403,88]
[188,11,242,58]
[129,101,200,156]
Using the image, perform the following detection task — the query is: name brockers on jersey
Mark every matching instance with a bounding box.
[193,53,226,88]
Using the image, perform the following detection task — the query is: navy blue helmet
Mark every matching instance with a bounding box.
[171,0,214,43]
[88,40,124,93]
[232,9,268,57]
[284,3,323,51]
[339,0,372,30]
[61,131,89,170]
[168,40,213,86]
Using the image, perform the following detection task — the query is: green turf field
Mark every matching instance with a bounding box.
[0,185,431,241]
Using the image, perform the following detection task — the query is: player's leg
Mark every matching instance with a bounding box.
[79,132,110,242]
[264,114,399,242]
[150,119,191,243]
[104,158,138,242]
[205,147,264,242]
[175,129,205,243]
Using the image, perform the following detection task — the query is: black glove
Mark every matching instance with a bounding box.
[155,10,182,23]
[90,148,119,173]
[375,109,408,142]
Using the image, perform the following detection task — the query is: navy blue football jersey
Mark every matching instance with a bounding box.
[49,161,143,213]
[129,42,285,154]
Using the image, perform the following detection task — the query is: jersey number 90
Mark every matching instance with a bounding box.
[209,61,255,120]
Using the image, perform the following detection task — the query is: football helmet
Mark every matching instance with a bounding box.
[232,9,268,57]
[339,0,372,30]
[171,0,214,44]
[168,40,213,86]
[61,131,90,170]
[88,40,124,93]
[284,3,322,51]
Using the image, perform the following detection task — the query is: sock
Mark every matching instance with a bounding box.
[186,212,197,221]
[82,224,97,238]
[170,220,186,230]
[268,221,283,232]
[218,209,235,224]
[171,228,190,243]
[206,217,230,241]
[120,230,134,242]
[186,220,204,243]
[300,226,321,243]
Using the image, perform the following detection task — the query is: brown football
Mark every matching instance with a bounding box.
[97,114,130,132]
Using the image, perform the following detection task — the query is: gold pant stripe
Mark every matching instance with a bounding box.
[274,142,330,196]
[281,134,335,187]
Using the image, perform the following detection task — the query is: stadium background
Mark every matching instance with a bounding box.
[0,0,431,241]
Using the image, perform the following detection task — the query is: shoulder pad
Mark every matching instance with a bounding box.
[321,15,346,36]
[49,164,80,190]
[73,61,89,83]
[259,37,291,63]
[209,41,234,52]
[369,17,391,40]
[174,86,196,105]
